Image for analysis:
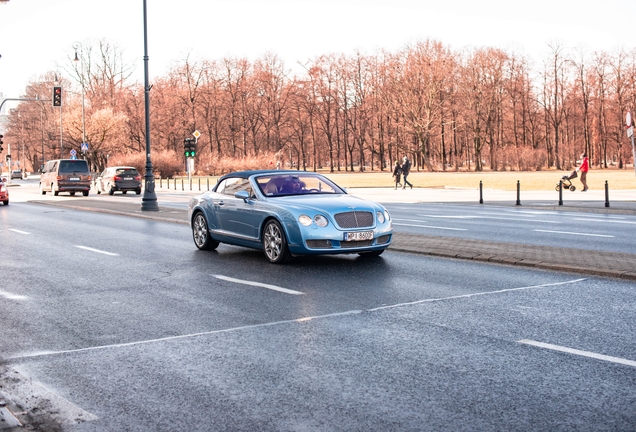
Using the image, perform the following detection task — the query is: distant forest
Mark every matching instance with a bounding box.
[4,39,636,176]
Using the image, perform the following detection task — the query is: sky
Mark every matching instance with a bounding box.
[0,0,633,103]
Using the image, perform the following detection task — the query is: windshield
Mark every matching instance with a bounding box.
[59,160,89,173]
[256,173,344,197]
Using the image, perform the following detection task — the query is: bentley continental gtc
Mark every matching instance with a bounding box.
[188,170,393,263]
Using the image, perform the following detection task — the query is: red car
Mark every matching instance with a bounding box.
[0,176,8,205]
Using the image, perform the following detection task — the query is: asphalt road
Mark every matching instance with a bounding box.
[386,203,636,254]
[1,201,635,431]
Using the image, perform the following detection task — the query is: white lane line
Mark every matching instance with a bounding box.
[75,245,119,256]
[518,339,636,368]
[533,229,614,238]
[367,278,586,312]
[421,215,561,224]
[214,275,304,295]
[9,278,587,361]
[9,229,31,235]
[9,309,362,360]
[0,290,28,300]
[573,218,636,225]
[393,223,467,231]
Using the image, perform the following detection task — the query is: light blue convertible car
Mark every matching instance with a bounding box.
[188,170,393,263]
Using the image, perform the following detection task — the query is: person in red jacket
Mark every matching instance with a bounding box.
[577,152,589,191]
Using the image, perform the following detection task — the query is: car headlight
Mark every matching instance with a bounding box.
[377,211,385,224]
[299,214,312,226]
[314,215,329,227]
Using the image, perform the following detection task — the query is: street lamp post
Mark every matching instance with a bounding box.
[73,43,86,151]
[141,0,158,211]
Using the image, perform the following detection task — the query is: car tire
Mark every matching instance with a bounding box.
[123,191,127,195]
[192,212,219,251]
[3,199,8,205]
[135,188,141,195]
[262,219,291,264]
[39,183,45,195]
[83,190,89,197]
[358,249,384,257]
[108,184,115,195]
[52,184,59,196]
[70,192,76,196]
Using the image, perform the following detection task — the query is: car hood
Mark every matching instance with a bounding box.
[271,194,383,214]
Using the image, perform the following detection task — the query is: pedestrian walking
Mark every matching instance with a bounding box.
[392,160,402,190]
[401,156,413,189]
[577,152,589,191]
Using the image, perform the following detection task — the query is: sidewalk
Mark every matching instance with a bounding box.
[26,187,636,281]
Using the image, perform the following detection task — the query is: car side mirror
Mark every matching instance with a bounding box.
[234,190,250,202]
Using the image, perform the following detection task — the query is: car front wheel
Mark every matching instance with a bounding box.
[262,220,291,264]
[192,212,219,251]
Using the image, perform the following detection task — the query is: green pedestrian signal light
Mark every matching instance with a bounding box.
[183,138,196,158]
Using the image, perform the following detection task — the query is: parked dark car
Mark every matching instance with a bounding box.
[40,159,91,196]
[94,166,142,195]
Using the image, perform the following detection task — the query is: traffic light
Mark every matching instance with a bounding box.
[0,134,3,152]
[52,86,62,107]
[183,138,196,157]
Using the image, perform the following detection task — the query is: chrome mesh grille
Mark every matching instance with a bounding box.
[340,240,373,248]
[334,211,374,229]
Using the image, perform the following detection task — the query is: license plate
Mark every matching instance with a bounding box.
[69,177,80,181]
[344,231,373,241]
[124,177,133,180]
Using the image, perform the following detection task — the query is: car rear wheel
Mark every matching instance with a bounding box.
[108,184,115,195]
[192,212,219,251]
[3,199,8,205]
[39,183,45,195]
[83,190,89,196]
[70,192,76,196]
[262,220,291,264]
[135,188,141,195]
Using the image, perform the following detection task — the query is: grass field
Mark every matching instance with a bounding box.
[173,168,636,191]
[322,169,636,191]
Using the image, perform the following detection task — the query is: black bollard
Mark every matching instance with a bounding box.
[516,180,521,206]
[479,180,483,204]
[605,180,610,208]
[558,180,563,205]
[181,178,184,191]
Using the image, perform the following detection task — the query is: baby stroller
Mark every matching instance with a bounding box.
[555,170,577,192]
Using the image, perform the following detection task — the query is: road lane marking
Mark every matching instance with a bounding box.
[418,215,561,224]
[214,275,304,295]
[0,290,27,300]
[8,229,30,235]
[533,229,614,238]
[367,278,586,312]
[9,310,362,360]
[8,278,586,361]
[75,245,119,256]
[393,223,466,231]
[573,218,636,225]
[518,339,636,368]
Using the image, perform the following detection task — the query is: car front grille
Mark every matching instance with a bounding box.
[340,240,374,248]
[334,211,374,229]
[376,235,391,244]
[306,240,333,249]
